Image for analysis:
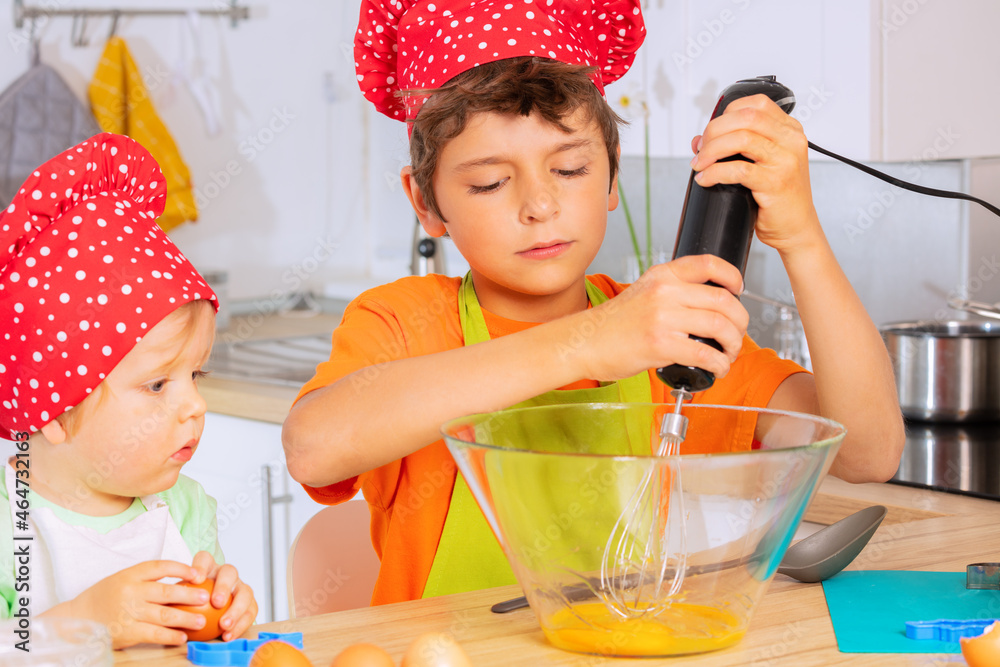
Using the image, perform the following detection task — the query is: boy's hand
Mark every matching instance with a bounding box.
[55,560,209,649]
[191,550,258,641]
[689,93,821,255]
[580,255,748,382]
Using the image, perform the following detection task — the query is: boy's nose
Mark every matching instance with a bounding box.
[519,183,559,224]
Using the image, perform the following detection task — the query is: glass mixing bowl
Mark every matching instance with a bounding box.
[442,403,845,658]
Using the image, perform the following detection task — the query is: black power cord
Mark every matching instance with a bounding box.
[807,141,1000,218]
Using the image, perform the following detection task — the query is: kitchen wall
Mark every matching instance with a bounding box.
[2,1,999,337]
[0,0,418,302]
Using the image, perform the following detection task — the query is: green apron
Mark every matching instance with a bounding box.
[421,273,652,598]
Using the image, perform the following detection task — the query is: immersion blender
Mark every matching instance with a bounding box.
[657,76,796,429]
[599,78,796,613]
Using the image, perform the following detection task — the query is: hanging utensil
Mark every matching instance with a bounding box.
[70,13,90,48]
[107,10,120,39]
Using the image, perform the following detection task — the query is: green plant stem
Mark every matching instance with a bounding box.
[644,115,652,270]
[619,185,645,275]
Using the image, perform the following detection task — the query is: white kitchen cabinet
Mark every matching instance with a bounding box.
[184,412,328,624]
[620,0,1000,162]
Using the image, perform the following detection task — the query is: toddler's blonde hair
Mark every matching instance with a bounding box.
[55,299,215,437]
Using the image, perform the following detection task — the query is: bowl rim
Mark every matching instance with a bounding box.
[440,402,846,460]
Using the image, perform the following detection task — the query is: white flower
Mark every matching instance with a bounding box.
[612,84,649,121]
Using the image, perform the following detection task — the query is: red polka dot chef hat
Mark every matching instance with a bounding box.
[355,0,646,122]
[0,133,218,439]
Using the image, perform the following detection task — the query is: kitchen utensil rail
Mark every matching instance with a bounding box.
[13,0,251,30]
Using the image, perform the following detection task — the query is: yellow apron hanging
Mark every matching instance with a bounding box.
[422,274,652,598]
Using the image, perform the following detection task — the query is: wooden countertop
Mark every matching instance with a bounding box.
[201,311,342,424]
[115,476,1000,666]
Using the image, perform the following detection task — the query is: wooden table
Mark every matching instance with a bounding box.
[116,477,999,666]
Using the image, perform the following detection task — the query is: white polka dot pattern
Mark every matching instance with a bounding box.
[0,133,219,439]
[354,0,645,121]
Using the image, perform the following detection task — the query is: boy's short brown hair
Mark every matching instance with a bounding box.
[406,57,624,223]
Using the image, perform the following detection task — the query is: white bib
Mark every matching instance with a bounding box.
[5,462,193,616]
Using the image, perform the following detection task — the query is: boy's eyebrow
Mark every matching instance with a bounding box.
[454,138,595,172]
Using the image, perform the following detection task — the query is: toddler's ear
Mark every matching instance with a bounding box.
[400,166,447,238]
[39,419,67,445]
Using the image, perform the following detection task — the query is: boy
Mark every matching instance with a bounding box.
[0,133,257,647]
[283,0,904,605]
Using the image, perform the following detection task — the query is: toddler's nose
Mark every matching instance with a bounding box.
[178,381,208,422]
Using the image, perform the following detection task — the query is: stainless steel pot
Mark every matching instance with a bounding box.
[881,321,1000,422]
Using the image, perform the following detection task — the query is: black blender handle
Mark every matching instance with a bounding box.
[656,337,724,392]
[656,279,728,392]
[656,76,796,393]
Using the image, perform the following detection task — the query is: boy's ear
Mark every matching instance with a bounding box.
[39,419,67,446]
[609,172,620,212]
[400,166,447,238]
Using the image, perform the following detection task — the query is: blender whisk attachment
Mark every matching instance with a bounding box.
[599,388,691,619]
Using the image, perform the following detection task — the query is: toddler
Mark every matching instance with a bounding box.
[0,133,256,648]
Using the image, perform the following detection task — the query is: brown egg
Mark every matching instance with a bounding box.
[401,633,472,667]
[170,579,233,642]
[249,640,315,667]
[330,642,396,667]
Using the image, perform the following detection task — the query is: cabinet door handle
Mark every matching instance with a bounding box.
[261,464,293,623]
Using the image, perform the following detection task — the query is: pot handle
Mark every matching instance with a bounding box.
[947,296,1000,321]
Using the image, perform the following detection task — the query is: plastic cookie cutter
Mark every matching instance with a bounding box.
[905,619,1000,643]
[186,632,304,666]
[967,563,1000,590]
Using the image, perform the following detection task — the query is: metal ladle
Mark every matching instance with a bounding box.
[491,504,887,613]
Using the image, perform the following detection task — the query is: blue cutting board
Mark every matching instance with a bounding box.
[822,571,1000,653]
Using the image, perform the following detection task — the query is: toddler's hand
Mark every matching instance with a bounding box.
[57,560,209,649]
[191,550,258,641]
[578,255,748,381]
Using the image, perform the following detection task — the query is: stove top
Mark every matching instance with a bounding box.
[890,420,1000,501]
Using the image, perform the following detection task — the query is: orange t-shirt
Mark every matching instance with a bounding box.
[293,274,806,605]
